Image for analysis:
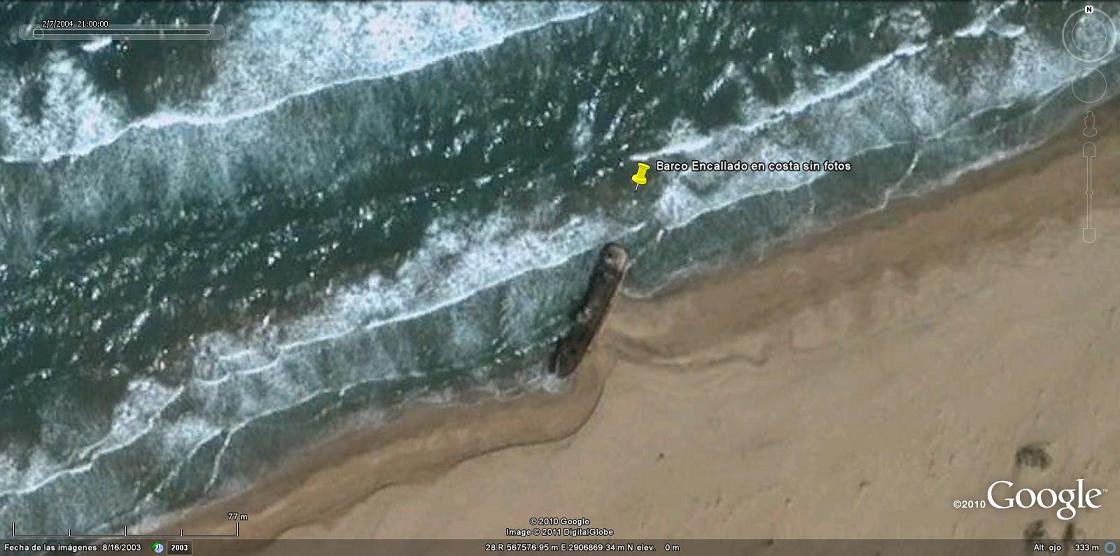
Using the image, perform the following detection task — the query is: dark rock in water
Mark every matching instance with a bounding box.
[550,243,629,377]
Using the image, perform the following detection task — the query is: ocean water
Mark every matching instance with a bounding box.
[1,1,1116,533]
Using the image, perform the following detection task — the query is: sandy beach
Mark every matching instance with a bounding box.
[173,107,1120,543]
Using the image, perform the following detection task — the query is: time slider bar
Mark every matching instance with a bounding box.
[19,24,226,41]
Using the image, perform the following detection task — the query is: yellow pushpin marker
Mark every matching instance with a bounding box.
[631,162,650,190]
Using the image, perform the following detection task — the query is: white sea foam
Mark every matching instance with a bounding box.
[183,208,643,490]
[0,53,126,164]
[0,3,601,164]
[631,39,929,166]
[953,3,1013,39]
[0,379,183,497]
[640,9,1109,234]
[79,37,113,53]
[630,132,714,160]
[0,203,643,506]
[571,98,597,163]
[200,208,641,383]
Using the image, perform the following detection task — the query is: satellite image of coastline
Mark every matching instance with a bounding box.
[3,1,1120,554]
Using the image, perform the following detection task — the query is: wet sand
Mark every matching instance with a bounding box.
[176,106,1120,542]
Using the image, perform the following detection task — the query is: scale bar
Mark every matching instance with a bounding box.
[8,520,240,540]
